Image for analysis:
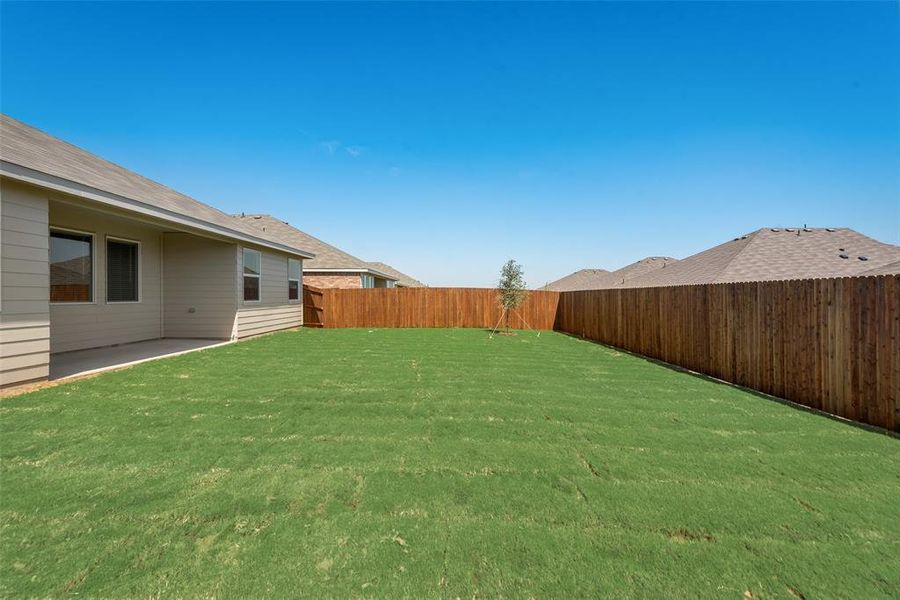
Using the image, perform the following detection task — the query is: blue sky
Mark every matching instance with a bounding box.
[2,2,898,287]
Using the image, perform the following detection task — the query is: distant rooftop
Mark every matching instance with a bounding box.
[366,262,426,287]
[621,227,900,288]
[545,257,677,291]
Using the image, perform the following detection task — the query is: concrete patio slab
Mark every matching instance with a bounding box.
[50,338,230,381]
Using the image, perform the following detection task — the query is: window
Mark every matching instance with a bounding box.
[361,274,375,288]
[107,238,140,302]
[386,280,396,289]
[288,258,301,300]
[243,248,261,301]
[50,229,93,303]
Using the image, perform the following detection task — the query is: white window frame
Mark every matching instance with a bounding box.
[105,235,142,304]
[361,273,375,288]
[242,247,262,303]
[49,226,96,305]
[288,258,302,302]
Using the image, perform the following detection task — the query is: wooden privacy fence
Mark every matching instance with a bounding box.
[315,287,560,330]
[555,275,899,431]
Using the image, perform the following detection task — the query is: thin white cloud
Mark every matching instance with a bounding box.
[320,140,341,155]
[345,146,363,158]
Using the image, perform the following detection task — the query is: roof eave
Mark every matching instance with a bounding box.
[0,161,316,259]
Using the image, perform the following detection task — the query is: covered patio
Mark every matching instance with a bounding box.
[49,338,229,381]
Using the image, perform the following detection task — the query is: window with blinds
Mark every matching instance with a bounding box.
[107,238,139,302]
[50,229,93,303]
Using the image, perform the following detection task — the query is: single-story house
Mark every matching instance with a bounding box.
[0,114,316,388]
[236,214,399,289]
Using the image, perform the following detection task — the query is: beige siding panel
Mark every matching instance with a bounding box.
[2,243,51,261]
[1,272,47,287]
[48,200,164,353]
[163,233,237,339]
[2,258,49,277]
[3,229,49,249]
[1,179,50,387]
[0,324,49,343]
[0,364,49,387]
[1,196,50,223]
[2,300,52,315]
[2,215,48,236]
[1,351,49,371]
[235,305,302,338]
[1,313,49,329]
[0,338,50,357]
[4,285,49,301]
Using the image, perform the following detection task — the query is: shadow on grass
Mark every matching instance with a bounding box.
[555,331,899,440]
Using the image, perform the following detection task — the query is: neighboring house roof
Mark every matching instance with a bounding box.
[606,256,678,287]
[366,262,426,287]
[861,260,900,276]
[545,257,678,291]
[544,269,613,291]
[621,228,900,288]
[49,256,92,285]
[0,114,314,258]
[235,214,397,281]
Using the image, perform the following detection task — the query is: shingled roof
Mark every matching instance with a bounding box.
[621,228,900,288]
[544,269,613,291]
[366,262,426,287]
[0,114,313,258]
[861,260,900,276]
[545,257,678,291]
[235,215,396,280]
[606,257,679,287]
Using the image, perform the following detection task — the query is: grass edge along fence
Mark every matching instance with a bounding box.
[306,275,898,431]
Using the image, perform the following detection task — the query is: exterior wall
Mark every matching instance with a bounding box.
[304,272,363,289]
[163,233,237,339]
[48,201,163,353]
[235,246,302,338]
[0,179,50,387]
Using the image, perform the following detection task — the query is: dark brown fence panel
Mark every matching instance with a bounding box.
[555,275,899,431]
[302,285,326,327]
[321,287,560,331]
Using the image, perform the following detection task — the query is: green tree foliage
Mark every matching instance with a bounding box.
[497,259,529,331]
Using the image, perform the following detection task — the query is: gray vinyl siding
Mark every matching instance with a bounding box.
[0,179,50,386]
[235,247,302,338]
[48,201,163,353]
[163,233,237,339]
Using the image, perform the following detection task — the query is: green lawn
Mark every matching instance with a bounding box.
[1,329,898,598]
